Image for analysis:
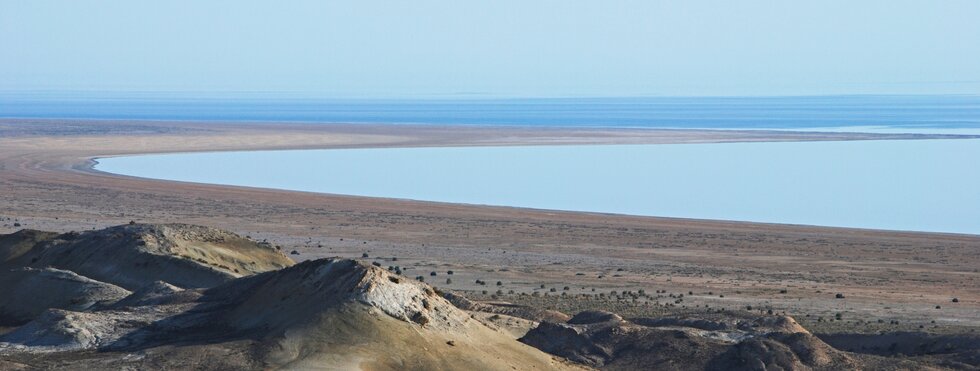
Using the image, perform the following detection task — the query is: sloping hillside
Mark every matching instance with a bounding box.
[2,224,294,290]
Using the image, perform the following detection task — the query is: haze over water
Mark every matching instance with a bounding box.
[97,139,980,235]
[4,95,980,132]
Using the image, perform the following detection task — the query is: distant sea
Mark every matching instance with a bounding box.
[3,94,980,132]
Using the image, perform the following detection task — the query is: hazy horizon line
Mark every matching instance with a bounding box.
[2,90,979,101]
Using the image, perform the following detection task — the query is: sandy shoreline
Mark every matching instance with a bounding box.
[2,119,979,333]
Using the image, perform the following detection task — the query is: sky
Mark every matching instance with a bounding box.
[1,0,979,97]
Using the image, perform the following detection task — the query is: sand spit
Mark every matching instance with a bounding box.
[2,121,979,369]
[2,120,977,338]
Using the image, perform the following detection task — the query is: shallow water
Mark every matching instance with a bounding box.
[96,139,980,235]
[5,94,980,131]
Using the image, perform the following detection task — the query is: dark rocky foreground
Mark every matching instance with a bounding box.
[1,224,977,370]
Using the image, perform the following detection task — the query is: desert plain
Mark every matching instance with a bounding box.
[1,119,979,369]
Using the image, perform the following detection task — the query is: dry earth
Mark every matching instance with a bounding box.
[1,223,976,370]
[1,119,979,364]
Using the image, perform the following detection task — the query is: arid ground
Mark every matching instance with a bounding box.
[2,119,978,338]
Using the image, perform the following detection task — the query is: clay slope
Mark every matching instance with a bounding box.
[0,229,58,264]
[2,223,294,290]
[0,267,130,326]
[1,258,580,370]
[441,290,571,323]
[520,310,947,370]
[189,258,577,369]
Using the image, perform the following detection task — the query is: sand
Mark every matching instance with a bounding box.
[1,119,978,335]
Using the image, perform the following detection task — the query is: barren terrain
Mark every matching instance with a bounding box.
[2,119,978,340]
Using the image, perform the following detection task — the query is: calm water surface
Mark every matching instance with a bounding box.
[5,94,980,131]
[96,140,980,235]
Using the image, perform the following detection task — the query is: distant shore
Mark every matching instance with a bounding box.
[2,119,979,333]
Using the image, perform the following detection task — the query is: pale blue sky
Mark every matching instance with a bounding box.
[2,0,979,97]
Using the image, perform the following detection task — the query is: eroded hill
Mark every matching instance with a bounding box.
[0,224,976,370]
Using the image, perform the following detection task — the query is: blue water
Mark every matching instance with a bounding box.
[4,94,980,130]
[96,140,980,235]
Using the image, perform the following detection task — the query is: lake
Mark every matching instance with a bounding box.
[95,139,980,235]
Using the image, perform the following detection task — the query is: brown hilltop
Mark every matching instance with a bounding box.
[1,256,579,370]
[1,223,294,290]
[190,258,576,369]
